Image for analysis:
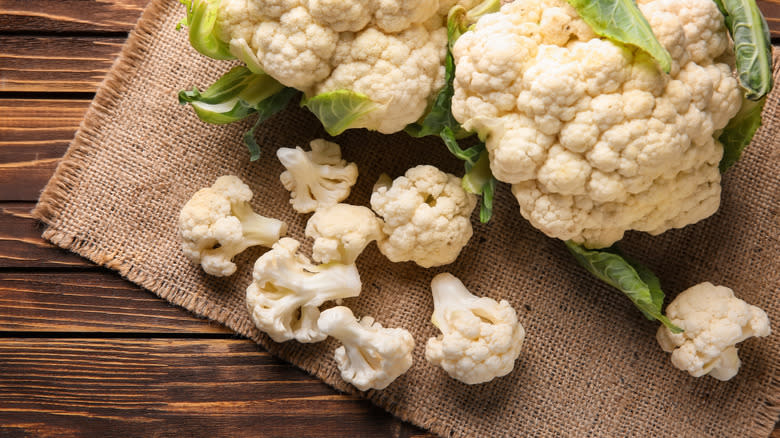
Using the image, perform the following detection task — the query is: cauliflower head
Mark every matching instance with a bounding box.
[179,175,287,276]
[425,273,525,384]
[656,282,771,381]
[305,203,386,264]
[451,0,742,248]
[318,306,415,390]
[246,238,362,343]
[215,0,461,133]
[277,139,358,214]
[370,165,477,268]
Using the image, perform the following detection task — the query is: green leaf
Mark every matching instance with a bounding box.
[462,150,496,223]
[565,241,683,333]
[566,0,672,74]
[713,0,773,101]
[178,66,286,125]
[243,87,301,161]
[178,0,234,60]
[301,90,381,136]
[718,96,766,172]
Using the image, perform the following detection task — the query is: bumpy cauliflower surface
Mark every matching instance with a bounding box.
[425,273,525,384]
[246,238,362,343]
[179,175,287,276]
[656,282,771,381]
[277,139,358,214]
[451,0,742,248]
[215,0,472,133]
[318,306,415,391]
[370,165,477,268]
[305,203,385,264]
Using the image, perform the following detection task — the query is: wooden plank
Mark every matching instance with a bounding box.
[0,100,89,201]
[0,0,149,33]
[759,0,780,38]
[0,203,92,268]
[0,36,124,93]
[0,271,230,334]
[0,338,427,437]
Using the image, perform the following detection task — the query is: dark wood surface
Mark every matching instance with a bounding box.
[0,1,778,436]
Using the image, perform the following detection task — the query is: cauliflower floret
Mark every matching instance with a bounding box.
[370,165,477,268]
[305,204,385,264]
[179,175,287,276]
[215,0,456,132]
[451,0,741,248]
[318,306,414,390]
[277,139,358,214]
[246,238,362,343]
[656,282,771,381]
[424,273,525,384]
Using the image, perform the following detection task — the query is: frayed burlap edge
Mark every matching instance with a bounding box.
[31,0,780,435]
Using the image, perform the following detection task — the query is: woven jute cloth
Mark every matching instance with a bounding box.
[33,0,779,436]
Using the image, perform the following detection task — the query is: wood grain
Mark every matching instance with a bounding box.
[0,0,150,33]
[0,271,230,333]
[0,100,89,201]
[0,36,124,93]
[0,338,424,438]
[0,203,91,268]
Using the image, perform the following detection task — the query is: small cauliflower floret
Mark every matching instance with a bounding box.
[246,238,362,343]
[656,282,771,381]
[179,175,287,276]
[305,204,385,264]
[318,306,414,391]
[277,139,358,214]
[425,273,525,384]
[370,165,477,268]
[451,0,742,248]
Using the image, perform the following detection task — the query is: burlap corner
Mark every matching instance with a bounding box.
[32,0,780,436]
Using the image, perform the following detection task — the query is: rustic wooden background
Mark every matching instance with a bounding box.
[0,1,778,436]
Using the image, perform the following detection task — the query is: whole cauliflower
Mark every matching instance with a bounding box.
[179,175,287,276]
[215,0,482,133]
[370,165,477,268]
[318,306,415,391]
[246,238,362,343]
[425,273,525,384]
[656,282,771,381]
[277,139,358,213]
[451,0,742,248]
[305,203,386,264]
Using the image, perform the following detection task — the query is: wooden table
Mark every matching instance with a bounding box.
[0,1,778,436]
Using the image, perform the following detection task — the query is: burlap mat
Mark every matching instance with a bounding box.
[32,0,779,436]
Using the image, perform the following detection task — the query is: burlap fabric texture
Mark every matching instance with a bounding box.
[33,0,779,436]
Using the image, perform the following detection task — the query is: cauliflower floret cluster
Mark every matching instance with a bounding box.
[246,238,362,343]
[305,203,385,264]
[277,139,358,213]
[656,282,771,381]
[216,0,461,133]
[451,0,742,248]
[179,175,287,276]
[318,306,415,390]
[370,165,477,268]
[425,273,525,384]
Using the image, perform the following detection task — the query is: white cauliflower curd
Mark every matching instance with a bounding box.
[451,0,742,248]
[425,273,525,384]
[305,203,385,264]
[246,238,362,343]
[215,0,479,133]
[656,282,771,381]
[318,306,415,390]
[277,139,358,213]
[370,165,477,268]
[179,175,287,276]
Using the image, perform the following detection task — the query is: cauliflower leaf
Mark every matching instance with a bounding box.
[566,0,672,73]
[565,241,682,333]
[301,90,381,136]
[177,0,234,60]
